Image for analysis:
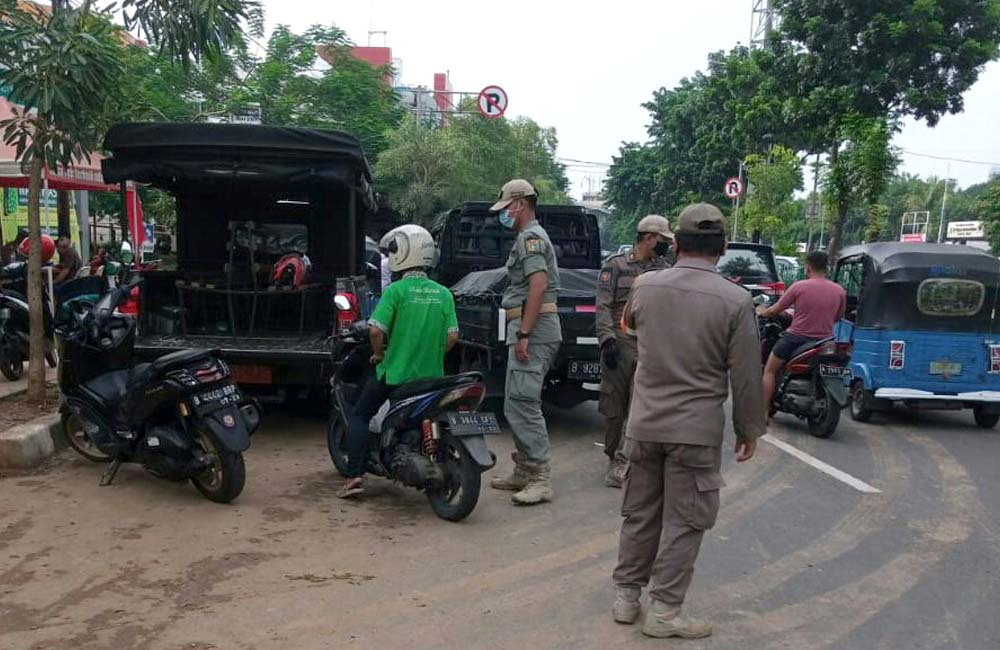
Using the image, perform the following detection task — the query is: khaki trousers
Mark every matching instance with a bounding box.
[598,337,637,462]
[612,441,724,606]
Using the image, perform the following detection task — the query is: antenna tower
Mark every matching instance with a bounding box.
[750,0,779,48]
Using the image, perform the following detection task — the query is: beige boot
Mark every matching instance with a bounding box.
[490,452,531,491]
[612,586,641,624]
[512,461,553,505]
[604,458,627,488]
[642,600,712,639]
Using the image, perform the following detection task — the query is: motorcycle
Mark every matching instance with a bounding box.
[0,261,59,380]
[326,308,498,522]
[756,295,851,438]
[56,277,261,503]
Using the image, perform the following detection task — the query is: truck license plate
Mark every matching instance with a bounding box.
[568,360,601,382]
[446,412,501,435]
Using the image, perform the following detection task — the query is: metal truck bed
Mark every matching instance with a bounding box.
[135,333,332,362]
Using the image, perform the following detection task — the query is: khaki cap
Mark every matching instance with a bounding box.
[675,203,726,236]
[637,214,673,239]
[490,179,537,212]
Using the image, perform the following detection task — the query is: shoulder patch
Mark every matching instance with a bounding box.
[599,270,612,285]
[524,238,544,255]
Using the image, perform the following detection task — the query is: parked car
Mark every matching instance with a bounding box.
[718,242,785,296]
[101,122,375,401]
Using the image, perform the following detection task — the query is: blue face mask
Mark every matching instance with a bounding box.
[498,209,516,229]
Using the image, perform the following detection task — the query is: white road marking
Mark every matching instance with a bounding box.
[761,434,882,494]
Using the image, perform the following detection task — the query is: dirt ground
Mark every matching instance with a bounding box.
[2,402,1000,649]
[0,385,59,431]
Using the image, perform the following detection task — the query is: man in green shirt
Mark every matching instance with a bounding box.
[340,225,459,497]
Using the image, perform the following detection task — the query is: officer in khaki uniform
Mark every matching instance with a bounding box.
[596,215,674,488]
[488,179,562,506]
[611,203,766,640]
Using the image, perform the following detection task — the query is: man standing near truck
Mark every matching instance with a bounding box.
[489,179,562,506]
[596,215,673,488]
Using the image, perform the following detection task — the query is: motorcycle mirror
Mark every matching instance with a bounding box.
[334,295,352,311]
[753,294,770,306]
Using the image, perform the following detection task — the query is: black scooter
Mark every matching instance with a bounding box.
[57,278,261,503]
[326,318,498,522]
[0,261,58,380]
[757,295,851,438]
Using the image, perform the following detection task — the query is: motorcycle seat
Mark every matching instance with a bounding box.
[390,372,484,400]
[81,363,152,409]
[788,336,834,361]
[148,348,214,375]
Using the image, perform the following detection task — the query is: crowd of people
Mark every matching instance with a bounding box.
[343,178,847,640]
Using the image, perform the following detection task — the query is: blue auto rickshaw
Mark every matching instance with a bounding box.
[834,243,1000,428]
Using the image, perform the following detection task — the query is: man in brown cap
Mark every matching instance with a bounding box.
[611,203,765,639]
[489,179,562,506]
[596,214,673,488]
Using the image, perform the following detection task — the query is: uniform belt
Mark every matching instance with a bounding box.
[505,303,558,321]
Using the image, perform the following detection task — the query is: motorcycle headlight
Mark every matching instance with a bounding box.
[0,307,10,322]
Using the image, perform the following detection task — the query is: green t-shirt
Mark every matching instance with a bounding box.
[369,275,459,386]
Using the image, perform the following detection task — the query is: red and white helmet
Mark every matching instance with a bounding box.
[272,253,312,289]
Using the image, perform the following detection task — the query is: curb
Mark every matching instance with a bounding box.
[0,413,65,469]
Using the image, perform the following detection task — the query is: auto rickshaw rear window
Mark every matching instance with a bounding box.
[917,279,985,317]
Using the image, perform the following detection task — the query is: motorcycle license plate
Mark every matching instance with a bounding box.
[819,365,851,379]
[568,360,601,382]
[190,383,240,410]
[446,411,501,435]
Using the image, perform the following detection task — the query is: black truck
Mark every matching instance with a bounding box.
[101,122,374,400]
[432,202,603,408]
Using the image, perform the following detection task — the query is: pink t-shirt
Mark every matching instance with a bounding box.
[772,277,846,339]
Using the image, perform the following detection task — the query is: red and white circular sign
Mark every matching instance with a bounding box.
[723,177,744,200]
[477,85,508,119]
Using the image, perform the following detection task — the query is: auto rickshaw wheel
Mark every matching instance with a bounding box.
[849,381,874,423]
[973,406,999,429]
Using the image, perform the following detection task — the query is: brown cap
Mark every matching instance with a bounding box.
[490,179,537,212]
[636,214,673,239]
[674,203,726,236]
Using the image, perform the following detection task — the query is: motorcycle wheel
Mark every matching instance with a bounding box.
[0,350,23,381]
[190,429,246,504]
[973,406,1000,429]
[326,412,353,477]
[849,381,874,423]
[808,398,841,439]
[61,412,113,463]
[427,435,481,522]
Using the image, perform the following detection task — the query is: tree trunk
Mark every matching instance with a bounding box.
[826,144,846,257]
[57,189,71,237]
[26,150,47,402]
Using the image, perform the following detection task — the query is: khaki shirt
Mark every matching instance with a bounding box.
[624,257,765,447]
[595,251,670,346]
[502,220,562,345]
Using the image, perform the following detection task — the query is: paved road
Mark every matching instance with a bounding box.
[2,401,1000,649]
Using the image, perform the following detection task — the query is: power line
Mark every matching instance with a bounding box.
[557,157,611,167]
[900,148,1000,168]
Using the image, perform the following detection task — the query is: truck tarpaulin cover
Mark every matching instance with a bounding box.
[451,267,600,301]
[101,122,376,211]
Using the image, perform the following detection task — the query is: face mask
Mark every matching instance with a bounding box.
[654,240,671,258]
[498,209,516,229]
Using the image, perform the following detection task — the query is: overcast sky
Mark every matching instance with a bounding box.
[261,0,1000,200]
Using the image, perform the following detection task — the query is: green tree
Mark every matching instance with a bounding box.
[773,0,1000,252]
[980,179,1000,253]
[0,0,261,401]
[740,145,804,241]
[374,109,571,224]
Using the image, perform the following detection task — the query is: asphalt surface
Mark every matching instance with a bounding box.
[2,400,1000,649]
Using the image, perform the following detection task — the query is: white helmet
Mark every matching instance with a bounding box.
[379,224,437,273]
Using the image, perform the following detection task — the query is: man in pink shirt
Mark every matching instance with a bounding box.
[756,251,846,418]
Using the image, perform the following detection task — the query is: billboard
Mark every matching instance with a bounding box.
[946,220,985,240]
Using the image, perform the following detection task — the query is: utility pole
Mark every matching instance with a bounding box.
[807,154,820,250]
[937,164,951,243]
